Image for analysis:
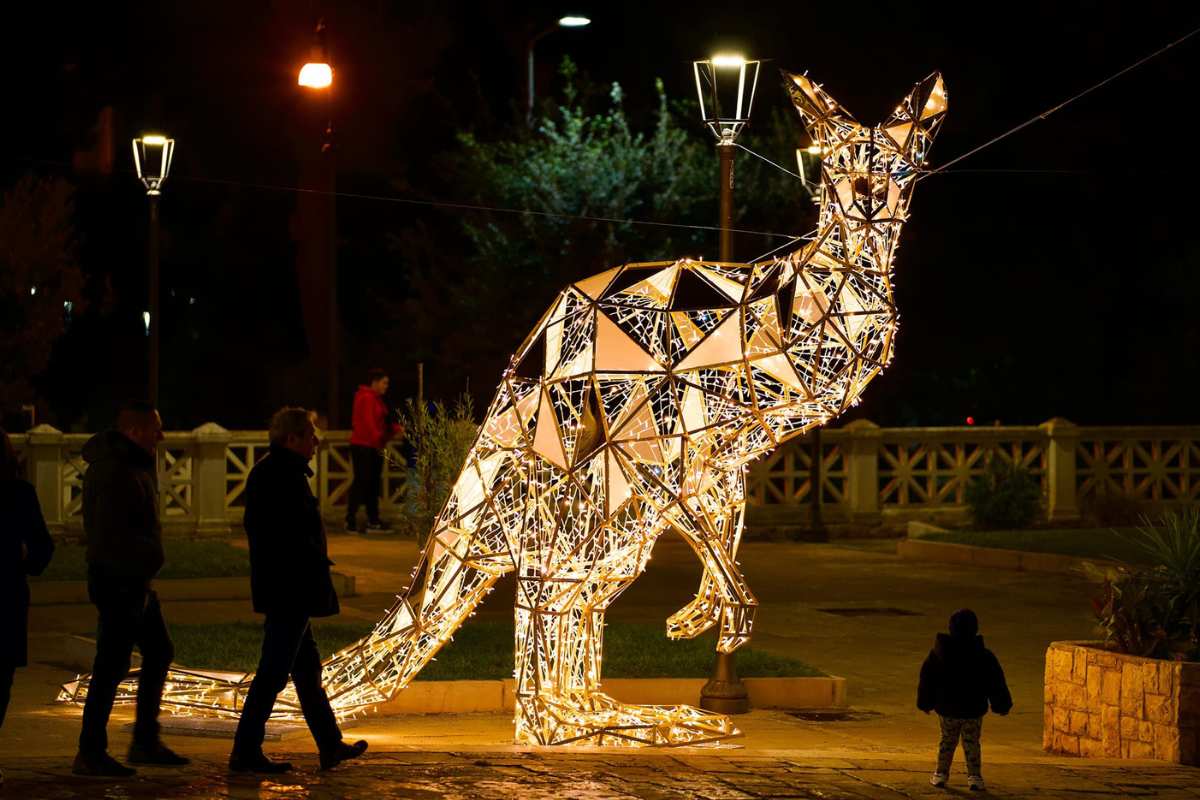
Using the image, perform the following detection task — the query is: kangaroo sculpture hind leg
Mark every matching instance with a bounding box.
[512,509,736,746]
[59,70,946,749]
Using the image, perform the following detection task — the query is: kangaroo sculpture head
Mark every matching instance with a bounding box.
[785,70,947,225]
[727,71,950,445]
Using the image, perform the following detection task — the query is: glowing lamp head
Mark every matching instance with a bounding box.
[693,55,760,144]
[558,15,590,27]
[131,134,176,196]
[298,61,333,89]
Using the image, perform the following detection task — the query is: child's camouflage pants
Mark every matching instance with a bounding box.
[936,715,982,777]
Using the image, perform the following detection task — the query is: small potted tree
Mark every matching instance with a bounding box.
[1044,508,1199,763]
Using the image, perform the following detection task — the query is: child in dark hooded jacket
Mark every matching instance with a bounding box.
[918,608,1012,791]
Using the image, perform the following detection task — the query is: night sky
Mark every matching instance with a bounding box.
[3,1,1198,430]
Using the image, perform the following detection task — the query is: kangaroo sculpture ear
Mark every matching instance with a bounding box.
[880,72,948,165]
[781,70,857,152]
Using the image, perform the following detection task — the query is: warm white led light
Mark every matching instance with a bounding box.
[132,134,175,195]
[711,53,746,67]
[62,69,947,750]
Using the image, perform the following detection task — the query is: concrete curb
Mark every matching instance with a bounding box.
[50,635,845,715]
[373,676,848,715]
[30,572,357,605]
[896,539,1118,574]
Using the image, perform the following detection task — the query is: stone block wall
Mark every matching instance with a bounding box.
[1044,641,1199,765]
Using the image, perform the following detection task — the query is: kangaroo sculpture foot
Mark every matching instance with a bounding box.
[515,691,739,747]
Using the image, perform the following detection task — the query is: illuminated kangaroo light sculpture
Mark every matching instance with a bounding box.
[61,71,946,746]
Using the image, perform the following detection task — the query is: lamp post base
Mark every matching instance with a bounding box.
[699,651,750,714]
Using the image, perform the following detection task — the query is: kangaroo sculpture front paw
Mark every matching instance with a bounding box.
[666,590,720,640]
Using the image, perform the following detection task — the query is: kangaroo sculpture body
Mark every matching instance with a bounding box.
[62,70,947,747]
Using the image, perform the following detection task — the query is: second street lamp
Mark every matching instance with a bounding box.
[693,53,760,716]
[298,17,340,427]
[132,133,176,408]
[526,15,591,126]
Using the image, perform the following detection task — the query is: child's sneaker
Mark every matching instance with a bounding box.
[967,775,986,792]
[929,772,947,788]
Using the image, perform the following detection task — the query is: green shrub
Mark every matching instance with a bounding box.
[1087,507,1200,661]
[964,459,1042,530]
[1084,490,1145,527]
[400,393,477,542]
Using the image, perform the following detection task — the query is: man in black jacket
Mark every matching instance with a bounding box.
[917,608,1012,792]
[229,407,367,773]
[75,402,188,777]
[2,427,56,786]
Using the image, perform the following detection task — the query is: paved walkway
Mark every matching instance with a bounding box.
[7,536,1195,797]
[3,749,1198,798]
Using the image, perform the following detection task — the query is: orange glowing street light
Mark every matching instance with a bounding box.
[298,61,332,89]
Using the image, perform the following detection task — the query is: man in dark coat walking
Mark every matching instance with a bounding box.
[74,402,188,777]
[1,427,56,786]
[917,608,1012,791]
[229,407,367,773]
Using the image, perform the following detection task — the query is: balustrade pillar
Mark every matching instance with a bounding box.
[1040,417,1080,522]
[24,425,67,533]
[192,422,232,536]
[843,419,881,524]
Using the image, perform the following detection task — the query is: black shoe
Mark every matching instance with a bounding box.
[228,750,293,774]
[127,740,190,766]
[319,739,368,771]
[364,521,391,533]
[72,750,137,777]
[345,518,359,533]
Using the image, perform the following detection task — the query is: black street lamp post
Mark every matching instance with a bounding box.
[693,54,760,716]
[299,18,340,427]
[132,134,176,408]
[525,15,591,126]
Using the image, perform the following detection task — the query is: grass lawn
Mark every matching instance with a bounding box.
[35,539,251,581]
[161,620,825,679]
[921,528,1153,564]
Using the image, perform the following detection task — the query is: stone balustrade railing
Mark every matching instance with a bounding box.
[10,418,1197,536]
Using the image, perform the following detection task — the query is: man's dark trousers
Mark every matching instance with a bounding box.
[347,445,383,523]
[232,614,341,755]
[79,576,173,753]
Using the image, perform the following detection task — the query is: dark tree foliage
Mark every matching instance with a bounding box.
[0,175,85,419]
[399,57,812,405]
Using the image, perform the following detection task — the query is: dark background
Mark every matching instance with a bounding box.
[2,0,1197,431]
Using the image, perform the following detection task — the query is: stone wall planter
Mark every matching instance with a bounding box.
[1044,641,1199,765]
